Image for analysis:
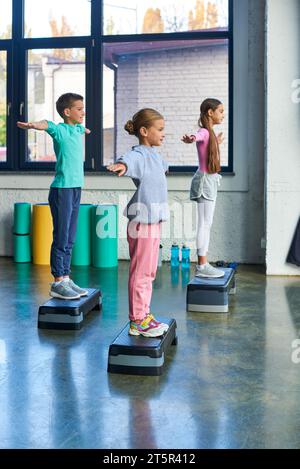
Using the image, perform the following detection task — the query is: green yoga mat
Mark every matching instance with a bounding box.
[71,204,93,266]
[14,202,31,235]
[92,204,118,268]
[13,234,31,263]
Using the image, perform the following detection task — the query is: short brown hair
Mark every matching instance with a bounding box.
[56,93,84,118]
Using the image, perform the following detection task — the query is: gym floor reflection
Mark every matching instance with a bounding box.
[0,258,299,449]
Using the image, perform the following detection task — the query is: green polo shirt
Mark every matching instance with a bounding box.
[46,121,85,188]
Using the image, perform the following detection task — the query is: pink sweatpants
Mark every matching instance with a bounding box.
[127,222,161,321]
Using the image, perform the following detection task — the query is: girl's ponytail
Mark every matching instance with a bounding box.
[124,120,135,135]
[198,98,222,174]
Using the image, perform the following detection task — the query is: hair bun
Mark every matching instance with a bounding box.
[124,120,135,135]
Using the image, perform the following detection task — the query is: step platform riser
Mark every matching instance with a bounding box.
[108,317,177,376]
[186,268,236,313]
[38,288,102,330]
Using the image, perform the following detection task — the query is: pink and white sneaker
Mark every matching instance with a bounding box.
[129,317,165,337]
[146,313,169,333]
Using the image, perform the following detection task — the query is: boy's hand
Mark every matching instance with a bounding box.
[181,134,195,144]
[17,121,34,130]
[17,120,48,130]
[217,132,224,145]
[106,163,127,177]
[85,128,91,134]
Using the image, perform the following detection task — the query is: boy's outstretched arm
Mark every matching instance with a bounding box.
[17,120,48,131]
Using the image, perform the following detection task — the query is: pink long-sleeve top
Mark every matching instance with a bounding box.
[191,128,210,173]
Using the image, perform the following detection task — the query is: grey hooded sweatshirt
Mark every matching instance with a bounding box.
[117,145,169,224]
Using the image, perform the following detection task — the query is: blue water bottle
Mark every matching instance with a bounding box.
[170,243,179,267]
[181,245,190,269]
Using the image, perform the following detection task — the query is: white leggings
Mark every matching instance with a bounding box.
[196,197,216,256]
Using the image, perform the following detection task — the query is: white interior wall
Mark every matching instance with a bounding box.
[265,0,300,275]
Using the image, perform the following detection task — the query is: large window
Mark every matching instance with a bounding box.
[0,0,12,39]
[103,0,229,35]
[103,39,229,168]
[0,51,7,162]
[103,63,115,165]
[24,0,91,38]
[0,0,232,173]
[26,48,86,162]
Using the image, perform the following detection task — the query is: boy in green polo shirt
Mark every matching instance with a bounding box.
[17,93,91,299]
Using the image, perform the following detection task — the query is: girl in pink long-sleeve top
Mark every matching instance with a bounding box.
[182,98,225,279]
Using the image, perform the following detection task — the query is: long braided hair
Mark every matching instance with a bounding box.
[198,98,222,174]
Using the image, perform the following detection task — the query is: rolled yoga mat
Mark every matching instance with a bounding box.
[92,204,118,268]
[71,204,93,266]
[32,203,53,265]
[13,234,31,263]
[14,202,31,235]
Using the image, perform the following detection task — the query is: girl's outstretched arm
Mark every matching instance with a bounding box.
[85,128,91,134]
[181,134,196,144]
[17,120,48,130]
[107,162,127,177]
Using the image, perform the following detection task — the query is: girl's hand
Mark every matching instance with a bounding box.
[106,163,127,177]
[17,121,34,130]
[181,134,195,144]
[217,132,224,145]
[85,128,91,134]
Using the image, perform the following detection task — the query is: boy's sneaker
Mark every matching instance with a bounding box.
[195,263,225,278]
[146,313,169,332]
[67,279,88,297]
[129,318,165,337]
[49,279,80,300]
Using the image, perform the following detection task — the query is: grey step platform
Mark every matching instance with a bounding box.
[187,268,236,313]
[38,288,102,330]
[108,317,177,376]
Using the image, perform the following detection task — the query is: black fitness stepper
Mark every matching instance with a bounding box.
[108,317,177,376]
[186,267,236,313]
[38,288,102,330]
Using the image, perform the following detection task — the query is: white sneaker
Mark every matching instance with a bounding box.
[195,263,225,278]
